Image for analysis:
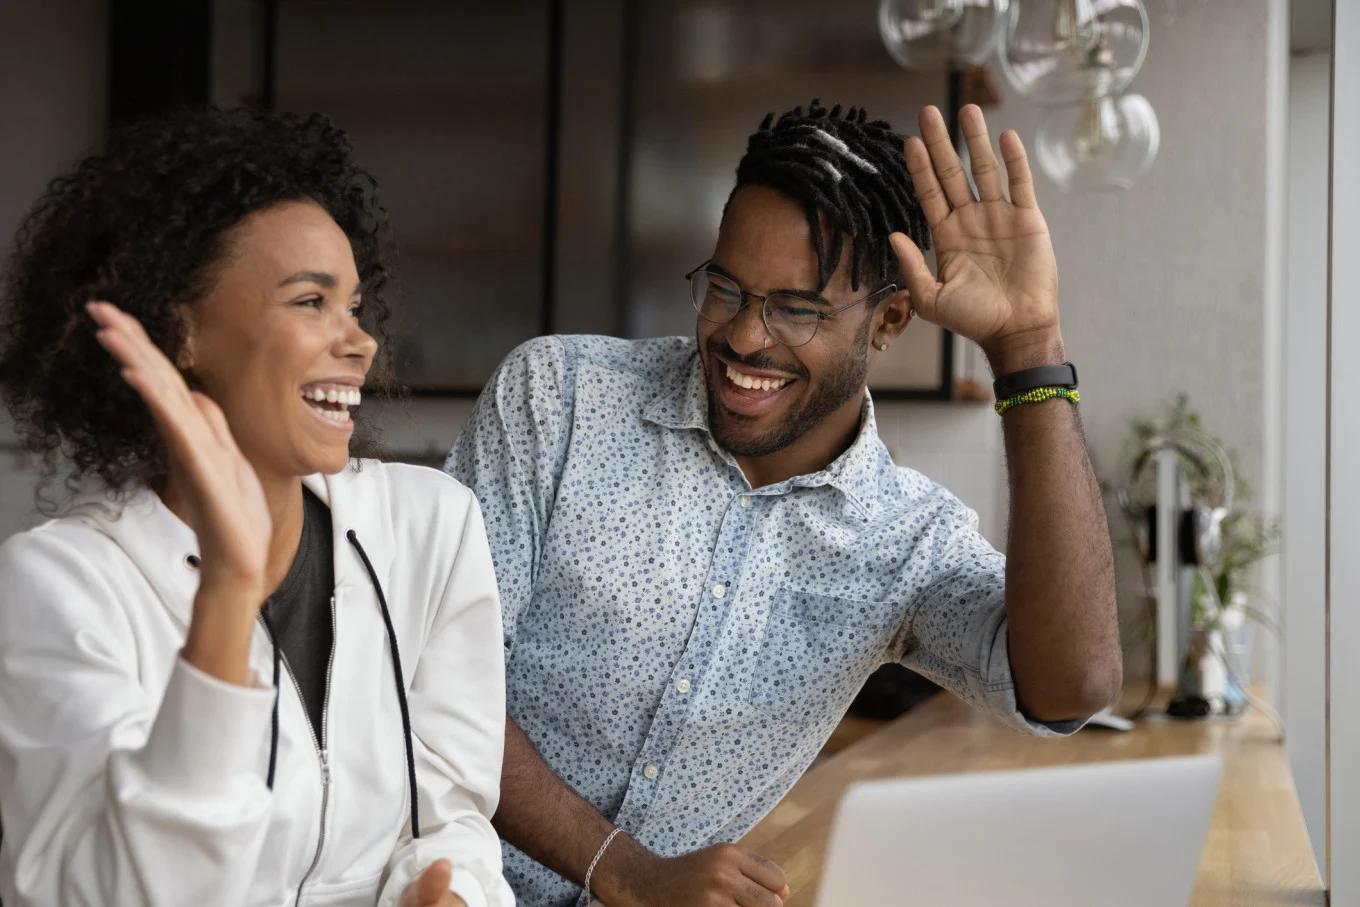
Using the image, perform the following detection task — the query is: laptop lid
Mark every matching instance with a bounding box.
[817,754,1223,907]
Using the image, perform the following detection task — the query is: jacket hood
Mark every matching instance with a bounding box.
[65,467,395,629]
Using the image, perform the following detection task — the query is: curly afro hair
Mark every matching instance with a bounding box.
[0,106,399,509]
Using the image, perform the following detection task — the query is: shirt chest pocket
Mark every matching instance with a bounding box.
[747,589,901,725]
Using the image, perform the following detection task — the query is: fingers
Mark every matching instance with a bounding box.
[89,302,196,423]
[88,301,173,376]
[888,233,938,314]
[735,881,786,907]
[88,303,239,499]
[90,302,200,450]
[918,105,973,211]
[402,859,452,907]
[960,105,1005,202]
[737,848,788,898]
[1000,128,1039,208]
[903,136,950,227]
[191,392,244,456]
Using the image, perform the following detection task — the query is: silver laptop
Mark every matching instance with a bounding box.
[818,754,1222,907]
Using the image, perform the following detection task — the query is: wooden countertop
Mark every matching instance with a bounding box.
[741,693,1325,906]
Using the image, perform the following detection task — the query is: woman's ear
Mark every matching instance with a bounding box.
[870,288,914,351]
[175,308,197,372]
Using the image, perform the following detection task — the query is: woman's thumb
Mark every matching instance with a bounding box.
[416,859,453,905]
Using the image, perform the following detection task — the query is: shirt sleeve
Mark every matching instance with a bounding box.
[0,532,277,906]
[377,495,515,907]
[893,492,1086,737]
[445,335,575,658]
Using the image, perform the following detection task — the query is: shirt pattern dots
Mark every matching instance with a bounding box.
[447,335,1076,907]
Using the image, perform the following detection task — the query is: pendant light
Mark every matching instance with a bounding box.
[999,0,1150,106]
[1035,92,1160,191]
[878,0,1009,70]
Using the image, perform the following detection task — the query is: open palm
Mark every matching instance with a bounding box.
[890,105,1061,353]
[89,302,270,589]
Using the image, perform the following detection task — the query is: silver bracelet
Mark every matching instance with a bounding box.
[584,827,624,901]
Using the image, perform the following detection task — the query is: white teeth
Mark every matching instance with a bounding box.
[725,364,790,392]
[301,386,362,407]
[314,406,351,423]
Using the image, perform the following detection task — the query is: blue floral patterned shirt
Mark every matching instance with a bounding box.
[447,335,1077,907]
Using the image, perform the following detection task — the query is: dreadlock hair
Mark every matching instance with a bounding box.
[731,99,932,294]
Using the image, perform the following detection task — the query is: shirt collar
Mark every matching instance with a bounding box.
[642,346,710,432]
[642,348,889,515]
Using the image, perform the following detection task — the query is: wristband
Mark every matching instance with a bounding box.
[994,386,1081,415]
[992,362,1078,400]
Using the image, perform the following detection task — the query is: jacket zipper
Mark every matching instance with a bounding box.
[258,594,338,907]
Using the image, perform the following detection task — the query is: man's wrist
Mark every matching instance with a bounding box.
[983,327,1066,376]
[590,831,656,907]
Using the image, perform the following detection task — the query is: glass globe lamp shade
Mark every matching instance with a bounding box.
[999,0,1150,106]
[1035,93,1159,192]
[878,0,1008,70]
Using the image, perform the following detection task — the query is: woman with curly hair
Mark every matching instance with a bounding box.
[0,108,513,907]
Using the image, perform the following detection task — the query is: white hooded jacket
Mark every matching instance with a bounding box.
[0,461,514,907]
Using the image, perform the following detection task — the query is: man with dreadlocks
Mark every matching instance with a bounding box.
[447,103,1120,907]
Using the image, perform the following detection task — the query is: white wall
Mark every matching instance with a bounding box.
[1261,0,1289,747]
[1330,1,1360,896]
[1282,48,1331,882]
[0,0,107,539]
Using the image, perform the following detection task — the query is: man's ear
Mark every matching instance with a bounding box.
[870,288,915,351]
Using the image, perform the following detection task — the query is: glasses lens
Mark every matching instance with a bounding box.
[691,271,742,323]
[765,294,822,347]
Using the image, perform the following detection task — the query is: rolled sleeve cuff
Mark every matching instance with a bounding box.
[138,655,277,796]
[970,622,1089,737]
[447,868,489,907]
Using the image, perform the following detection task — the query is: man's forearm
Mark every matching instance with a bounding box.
[495,717,657,905]
[989,335,1121,721]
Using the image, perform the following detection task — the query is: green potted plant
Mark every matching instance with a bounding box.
[1109,394,1282,717]
[1191,511,1282,634]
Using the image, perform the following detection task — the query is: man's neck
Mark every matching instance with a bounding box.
[732,390,866,489]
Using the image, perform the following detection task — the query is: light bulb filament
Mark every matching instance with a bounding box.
[1077,97,1123,159]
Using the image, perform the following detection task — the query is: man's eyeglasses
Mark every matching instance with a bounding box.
[685,262,896,348]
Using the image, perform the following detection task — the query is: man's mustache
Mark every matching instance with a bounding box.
[704,339,809,381]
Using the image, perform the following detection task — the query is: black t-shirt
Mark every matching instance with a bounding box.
[268,487,335,742]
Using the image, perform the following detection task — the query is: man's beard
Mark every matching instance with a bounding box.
[704,316,871,458]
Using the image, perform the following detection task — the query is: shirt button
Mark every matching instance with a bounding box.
[739,495,751,508]
[712,583,726,599]
[643,765,659,780]
[676,679,691,694]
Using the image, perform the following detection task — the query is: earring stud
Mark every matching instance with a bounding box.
[878,343,889,351]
